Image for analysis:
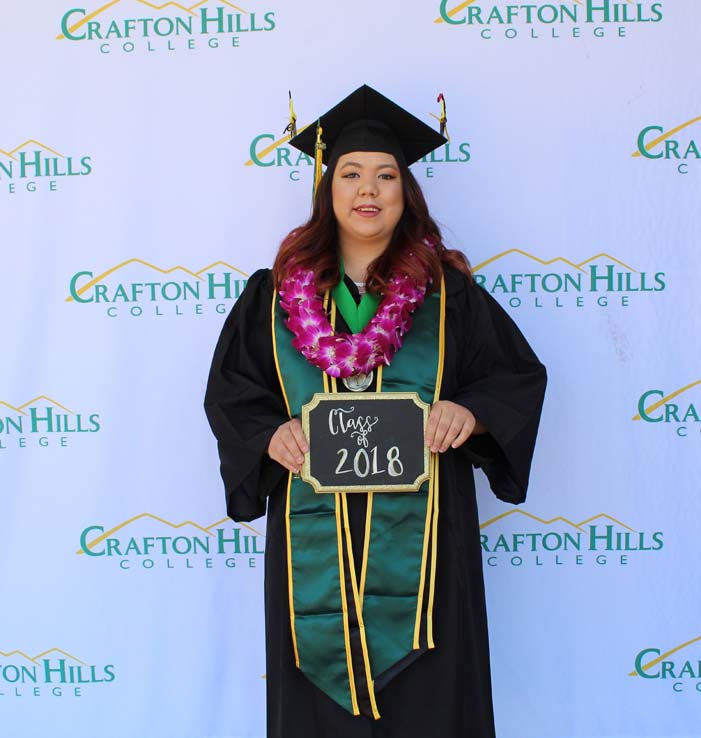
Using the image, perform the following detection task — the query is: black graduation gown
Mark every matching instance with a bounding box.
[204,265,547,738]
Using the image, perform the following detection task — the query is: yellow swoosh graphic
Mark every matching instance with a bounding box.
[472,249,635,274]
[56,0,122,39]
[195,261,248,277]
[139,0,200,13]
[140,0,247,13]
[629,636,701,677]
[0,648,87,665]
[65,258,249,302]
[243,123,312,166]
[632,380,701,421]
[19,396,74,413]
[575,253,636,271]
[434,0,478,23]
[0,397,74,414]
[0,401,29,415]
[632,116,701,157]
[204,516,263,538]
[480,509,635,532]
[0,649,37,662]
[77,512,264,554]
[57,0,247,40]
[575,514,635,532]
[0,140,64,160]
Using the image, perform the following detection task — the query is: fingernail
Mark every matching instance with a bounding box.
[297,457,304,464]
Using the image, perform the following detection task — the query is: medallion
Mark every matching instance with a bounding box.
[342,371,374,392]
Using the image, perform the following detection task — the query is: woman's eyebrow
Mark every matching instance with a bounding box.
[339,162,398,170]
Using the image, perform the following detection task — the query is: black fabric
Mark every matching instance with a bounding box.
[288,84,447,166]
[326,119,407,173]
[204,265,547,738]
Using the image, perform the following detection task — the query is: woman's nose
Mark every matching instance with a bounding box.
[358,176,378,196]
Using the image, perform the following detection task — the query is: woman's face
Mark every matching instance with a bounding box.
[331,151,404,248]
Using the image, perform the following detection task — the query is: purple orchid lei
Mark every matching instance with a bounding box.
[279,268,429,379]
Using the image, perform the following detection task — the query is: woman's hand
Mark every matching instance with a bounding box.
[268,419,309,474]
[425,401,481,453]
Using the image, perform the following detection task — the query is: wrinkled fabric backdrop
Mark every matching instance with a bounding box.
[1,1,699,737]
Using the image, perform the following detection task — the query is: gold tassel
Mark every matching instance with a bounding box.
[283,90,298,138]
[312,120,326,203]
[437,93,449,141]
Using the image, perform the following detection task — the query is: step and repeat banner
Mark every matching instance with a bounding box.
[1,1,699,737]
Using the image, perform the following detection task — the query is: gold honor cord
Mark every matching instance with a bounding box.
[411,278,446,650]
[358,362,381,612]
[326,306,358,714]
[340,493,380,719]
[271,289,299,666]
[412,468,435,650]
[330,318,380,718]
[427,455,440,648]
[335,493,361,715]
[426,276,446,647]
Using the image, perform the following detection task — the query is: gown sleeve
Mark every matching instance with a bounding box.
[445,267,547,505]
[204,268,289,522]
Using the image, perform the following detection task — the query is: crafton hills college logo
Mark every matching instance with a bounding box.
[480,509,664,568]
[472,249,666,310]
[0,396,101,451]
[0,139,92,195]
[77,513,265,570]
[245,124,470,182]
[66,258,248,318]
[633,114,701,175]
[434,0,664,40]
[631,636,701,693]
[634,379,701,438]
[57,0,277,55]
[0,648,115,698]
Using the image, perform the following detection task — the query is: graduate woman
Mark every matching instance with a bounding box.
[205,85,547,738]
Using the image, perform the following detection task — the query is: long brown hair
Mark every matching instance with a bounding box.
[272,155,471,294]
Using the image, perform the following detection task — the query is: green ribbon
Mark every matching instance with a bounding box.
[273,284,443,718]
[331,261,380,333]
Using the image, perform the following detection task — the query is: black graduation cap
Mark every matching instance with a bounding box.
[288,84,447,169]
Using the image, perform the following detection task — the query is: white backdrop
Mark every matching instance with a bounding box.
[2,2,700,737]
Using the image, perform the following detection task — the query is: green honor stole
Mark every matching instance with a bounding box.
[271,279,445,719]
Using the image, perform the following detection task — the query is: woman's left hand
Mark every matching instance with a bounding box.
[425,401,480,453]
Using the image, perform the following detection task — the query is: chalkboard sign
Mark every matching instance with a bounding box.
[301,392,430,494]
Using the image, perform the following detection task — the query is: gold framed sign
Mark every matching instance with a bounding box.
[300,392,430,494]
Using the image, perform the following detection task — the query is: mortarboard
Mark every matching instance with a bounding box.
[288,84,447,198]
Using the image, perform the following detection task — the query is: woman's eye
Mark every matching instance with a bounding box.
[379,173,396,180]
[343,172,359,178]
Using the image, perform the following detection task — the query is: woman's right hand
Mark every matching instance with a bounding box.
[267,419,309,474]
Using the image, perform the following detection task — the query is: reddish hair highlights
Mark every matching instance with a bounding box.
[272,157,471,294]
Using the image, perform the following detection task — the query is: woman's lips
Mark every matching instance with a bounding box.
[353,206,381,218]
